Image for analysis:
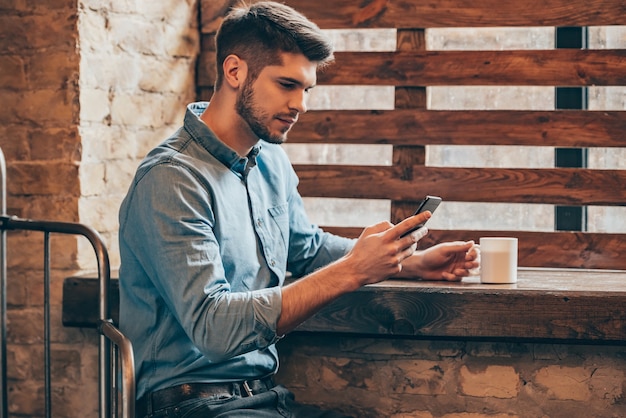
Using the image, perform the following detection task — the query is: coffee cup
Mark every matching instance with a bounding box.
[472,237,518,284]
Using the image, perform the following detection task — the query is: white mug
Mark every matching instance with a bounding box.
[472,237,518,284]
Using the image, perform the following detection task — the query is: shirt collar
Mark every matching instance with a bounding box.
[184,102,261,177]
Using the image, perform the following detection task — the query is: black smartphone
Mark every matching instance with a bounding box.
[401,195,442,236]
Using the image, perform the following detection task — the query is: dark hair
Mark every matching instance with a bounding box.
[214,1,334,90]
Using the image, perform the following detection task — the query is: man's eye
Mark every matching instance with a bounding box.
[280,82,295,89]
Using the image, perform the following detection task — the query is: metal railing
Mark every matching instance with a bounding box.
[0,148,135,418]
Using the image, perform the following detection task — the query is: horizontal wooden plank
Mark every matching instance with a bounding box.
[197,49,626,88]
[289,110,626,147]
[323,227,626,270]
[294,165,626,205]
[316,50,626,86]
[428,230,626,270]
[201,0,626,31]
[62,277,119,327]
[285,0,626,29]
[293,268,626,343]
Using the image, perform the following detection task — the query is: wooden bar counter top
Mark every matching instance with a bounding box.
[63,268,626,344]
[292,268,626,344]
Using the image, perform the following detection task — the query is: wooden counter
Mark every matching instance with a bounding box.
[62,267,626,344]
[291,268,626,343]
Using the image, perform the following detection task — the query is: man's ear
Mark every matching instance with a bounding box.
[223,54,248,89]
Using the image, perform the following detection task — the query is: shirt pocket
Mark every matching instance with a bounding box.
[267,203,289,257]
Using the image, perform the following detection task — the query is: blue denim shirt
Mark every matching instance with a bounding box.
[118,102,354,398]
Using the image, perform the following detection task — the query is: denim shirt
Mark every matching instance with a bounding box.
[118,102,355,398]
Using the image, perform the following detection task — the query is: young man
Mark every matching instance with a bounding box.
[118,2,478,417]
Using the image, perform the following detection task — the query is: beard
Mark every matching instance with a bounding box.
[235,79,290,144]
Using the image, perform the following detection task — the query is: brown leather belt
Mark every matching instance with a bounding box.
[136,377,275,417]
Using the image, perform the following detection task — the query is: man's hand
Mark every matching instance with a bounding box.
[342,211,431,286]
[398,241,480,281]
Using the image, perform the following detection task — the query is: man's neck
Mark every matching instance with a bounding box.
[199,96,257,157]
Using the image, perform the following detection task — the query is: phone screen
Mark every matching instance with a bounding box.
[413,195,442,221]
[402,195,442,236]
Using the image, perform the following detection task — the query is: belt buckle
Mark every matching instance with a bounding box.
[242,380,253,397]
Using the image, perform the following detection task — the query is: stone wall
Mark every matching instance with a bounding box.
[276,334,626,417]
[0,0,198,416]
[77,0,198,268]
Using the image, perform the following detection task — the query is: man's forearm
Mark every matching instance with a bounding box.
[277,258,361,335]
[277,218,429,335]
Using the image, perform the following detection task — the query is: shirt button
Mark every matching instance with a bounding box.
[270,260,276,267]
[256,219,263,227]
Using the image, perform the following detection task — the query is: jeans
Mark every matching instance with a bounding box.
[143,385,352,418]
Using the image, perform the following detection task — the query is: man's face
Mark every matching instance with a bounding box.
[236,52,317,144]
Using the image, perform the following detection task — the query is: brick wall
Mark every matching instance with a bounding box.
[0,0,198,416]
[0,1,83,416]
[77,0,199,267]
[277,334,626,417]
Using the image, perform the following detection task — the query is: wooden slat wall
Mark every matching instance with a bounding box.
[201,1,626,30]
[199,0,626,270]
[318,50,626,85]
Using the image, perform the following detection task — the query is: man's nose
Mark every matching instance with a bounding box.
[290,90,308,114]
